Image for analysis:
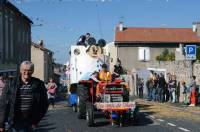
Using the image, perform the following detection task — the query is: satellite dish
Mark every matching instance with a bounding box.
[98,39,106,47]
[87,37,96,45]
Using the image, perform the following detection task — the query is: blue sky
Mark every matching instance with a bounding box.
[10,0,200,64]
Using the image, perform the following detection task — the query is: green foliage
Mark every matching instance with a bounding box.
[162,48,169,56]
[196,47,200,60]
[156,49,175,61]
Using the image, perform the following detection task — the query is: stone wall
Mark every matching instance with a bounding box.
[128,61,200,97]
[146,61,193,85]
[193,61,200,84]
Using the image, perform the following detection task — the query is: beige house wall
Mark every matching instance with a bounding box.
[44,52,53,82]
[117,46,175,71]
[31,46,45,81]
[31,44,54,82]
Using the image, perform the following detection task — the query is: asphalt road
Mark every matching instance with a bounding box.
[34,101,200,132]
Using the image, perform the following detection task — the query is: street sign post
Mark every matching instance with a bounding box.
[185,45,196,60]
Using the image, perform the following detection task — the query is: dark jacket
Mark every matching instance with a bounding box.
[168,80,177,89]
[158,77,166,89]
[188,79,196,91]
[114,65,123,75]
[0,77,14,128]
[0,77,48,128]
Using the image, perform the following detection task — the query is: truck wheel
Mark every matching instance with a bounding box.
[77,85,88,119]
[86,103,94,127]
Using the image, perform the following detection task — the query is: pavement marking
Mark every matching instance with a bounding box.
[149,115,155,119]
[178,127,190,132]
[167,123,176,127]
[156,119,164,122]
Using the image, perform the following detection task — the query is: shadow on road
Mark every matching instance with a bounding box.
[91,110,154,127]
[34,127,57,132]
[94,121,111,127]
[35,113,57,132]
[136,113,154,126]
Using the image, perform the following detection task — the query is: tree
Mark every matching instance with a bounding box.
[156,49,175,61]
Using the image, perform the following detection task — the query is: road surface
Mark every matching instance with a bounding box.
[34,100,200,132]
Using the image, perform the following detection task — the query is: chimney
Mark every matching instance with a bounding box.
[39,40,44,47]
[193,22,197,32]
[118,21,124,32]
[193,22,200,37]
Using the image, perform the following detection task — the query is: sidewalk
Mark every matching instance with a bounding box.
[135,98,200,116]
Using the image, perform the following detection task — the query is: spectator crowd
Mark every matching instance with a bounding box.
[137,71,200,107]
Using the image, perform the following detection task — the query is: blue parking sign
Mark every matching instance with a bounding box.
[186,45,196,60]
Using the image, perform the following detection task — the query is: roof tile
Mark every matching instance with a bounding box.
[115,27,200,44]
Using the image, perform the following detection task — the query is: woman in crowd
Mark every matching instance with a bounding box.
[47,78,57,108]
[188,76,197,106]
[138,78,144,98]
[152,73,159,101]
[168,75,177,103]
[179,81,189,104]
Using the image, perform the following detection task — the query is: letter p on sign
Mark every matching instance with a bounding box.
[189,47,194,54]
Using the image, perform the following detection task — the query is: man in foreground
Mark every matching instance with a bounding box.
[0,61,48,132]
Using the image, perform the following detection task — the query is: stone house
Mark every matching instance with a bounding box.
[0,0,32,76]
[31,41,54,82]
[114,22,200,72]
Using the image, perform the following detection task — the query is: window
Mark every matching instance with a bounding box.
[138,47,150,61]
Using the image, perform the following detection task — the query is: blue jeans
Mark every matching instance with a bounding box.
[158,88,164,102]
[139,88,143,98]
[171,89,176,103]
[152,89,156,101]
[169,88,176,103]
[148,88,153,100]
